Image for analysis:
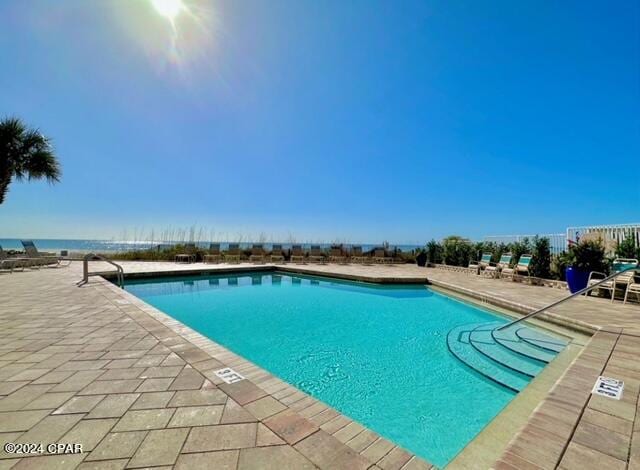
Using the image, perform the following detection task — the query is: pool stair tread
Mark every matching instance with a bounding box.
[515,327,567,353]
[468,323,545,378]
[447,322,567,393]
[446,324,529,393]
[491,327,557,363]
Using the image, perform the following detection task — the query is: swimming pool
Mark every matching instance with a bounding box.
[124,271,559,467]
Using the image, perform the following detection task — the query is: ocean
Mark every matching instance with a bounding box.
[0,239,421,254]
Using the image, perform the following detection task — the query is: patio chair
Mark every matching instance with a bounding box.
[270,244,285,264]
[485,253,513,278]
[0,246,27,273]
[373,248,393,265]
[204,243,222,264]
[249,244,266,264]
[290,245,306,264]
[392,249,405,264]
[624,271,640,304]
[469,253,492,273]
[21,240,63,267]
[175,242,197,264]
[224,243,241,264]
[349,246,368,264]
[587,258,638,301]
[308,245,326,264]
[329,247,347,264]
[501,254,533,280]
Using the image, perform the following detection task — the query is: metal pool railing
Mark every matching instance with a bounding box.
[496,267,637,332]
[77,253,124,288]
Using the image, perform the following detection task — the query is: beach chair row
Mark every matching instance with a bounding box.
[200,244,399,265]
[469,253,533,280]
[469,252,640,304]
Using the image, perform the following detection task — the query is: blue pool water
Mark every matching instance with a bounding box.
[125,272,521,467]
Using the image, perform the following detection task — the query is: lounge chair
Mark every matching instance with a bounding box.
[290,245,306,264]
[270,244,285,264]
[587,258,638,301]
[624,271,640,304]
[175,242,197,264]
[249,244,266,264]
[308,245,326,264]
[224,243,241,264]
[373,248,392,265]
[204,243,222,264]
[485,253,513,278]
[469,253,492,273]
[501,254,533,280]
[392,249,405,264]
[0,246,27,273]
[349,246,368,264]
[21,240,62,267]
[329,247,347,264]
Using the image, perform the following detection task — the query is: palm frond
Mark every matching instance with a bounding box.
[21,129,60,182]
[0,116,61,204]
[25,149,61,182]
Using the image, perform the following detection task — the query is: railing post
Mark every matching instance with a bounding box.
[82,253,91,285]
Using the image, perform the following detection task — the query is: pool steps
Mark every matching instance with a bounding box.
[446,322,567,393]
[492,328,556,363]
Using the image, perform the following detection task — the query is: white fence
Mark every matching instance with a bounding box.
[483,234,566,254]
[486,223,640,255]
[566,223,640,252]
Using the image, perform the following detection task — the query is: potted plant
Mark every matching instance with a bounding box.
[415,247,427,267]
[565,239,608,293]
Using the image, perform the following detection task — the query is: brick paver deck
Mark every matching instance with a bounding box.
[0,263,432,470]
[1,261,639,469]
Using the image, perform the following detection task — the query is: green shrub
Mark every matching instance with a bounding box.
[426,239,443,264]
[616,234,639,259]
[442,235,474,267]
[551,252,572,281]
[530,236,551,279]
[108,243,211,262]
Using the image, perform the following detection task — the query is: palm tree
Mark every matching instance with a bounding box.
[0,117,61,205]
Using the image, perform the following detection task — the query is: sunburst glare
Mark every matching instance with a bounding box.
[150,0,185,22]
[112,0,219,80]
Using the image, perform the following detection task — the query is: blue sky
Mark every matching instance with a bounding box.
[1,0,638,244]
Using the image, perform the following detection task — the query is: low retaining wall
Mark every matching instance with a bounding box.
[428,263,568,290]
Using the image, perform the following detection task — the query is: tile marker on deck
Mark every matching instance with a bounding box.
[592,376,624,400]
[215,367,245,384]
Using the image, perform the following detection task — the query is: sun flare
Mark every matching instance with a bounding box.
[150,0,184,21]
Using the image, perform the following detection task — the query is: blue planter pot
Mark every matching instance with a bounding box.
[566,267,590,293]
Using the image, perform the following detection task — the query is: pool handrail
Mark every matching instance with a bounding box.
[77,253,124,288]
[496,267,638,331]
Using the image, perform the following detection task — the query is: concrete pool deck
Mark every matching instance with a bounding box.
[0,261,639,469]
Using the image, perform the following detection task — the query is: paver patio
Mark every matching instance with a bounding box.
[0,261,639,469]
